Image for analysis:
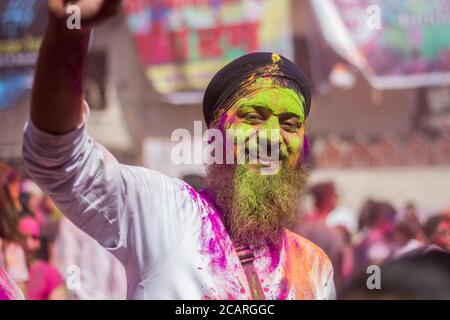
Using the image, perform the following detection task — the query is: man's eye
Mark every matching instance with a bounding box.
[243,113,262,122]
[282,121,302,132]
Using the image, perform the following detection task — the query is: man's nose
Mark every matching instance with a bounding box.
[258,117,282,158]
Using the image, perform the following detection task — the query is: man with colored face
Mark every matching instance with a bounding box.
[23,1,335,299]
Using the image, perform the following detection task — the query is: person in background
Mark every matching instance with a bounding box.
[20,180,46,226]
[0,164,29,297]
[302,182,338,223]
[392,220,426,258]
[53,217,127,300]
[424,214,450,253]
[2,165,22,214]
[20,181,62,266]
[295,182,347,290]
[38,195,64,266]
[0,266,25,300]
[18,216,67,300]
[339,251,450,300]
[402,202,423,230]
[354,201,397,271]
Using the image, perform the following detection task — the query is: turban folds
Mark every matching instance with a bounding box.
[203,52,311,127]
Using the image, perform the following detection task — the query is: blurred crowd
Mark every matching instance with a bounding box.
[0,162,126,300]
[1,162,449,300]
[296,181,450,298]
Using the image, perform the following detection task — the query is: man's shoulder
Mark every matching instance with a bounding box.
[123,166,203,212]
[284,229,333,266]
[122,165,186,191]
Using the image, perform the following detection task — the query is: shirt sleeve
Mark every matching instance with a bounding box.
[23,103,200,279]
[22,103,132,263]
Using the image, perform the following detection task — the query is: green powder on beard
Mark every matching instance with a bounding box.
[229,163,305,244]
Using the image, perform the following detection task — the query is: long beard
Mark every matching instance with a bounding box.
[205,163,308,246]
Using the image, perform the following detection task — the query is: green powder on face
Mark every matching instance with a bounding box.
[236,86,306,123]
[218,80,307,170]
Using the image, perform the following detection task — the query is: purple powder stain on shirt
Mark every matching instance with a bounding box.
[186,184,229,271]
[267,241,282,270]
[185,183,251,298]
[184,184,199,201]
[205,213,228,270]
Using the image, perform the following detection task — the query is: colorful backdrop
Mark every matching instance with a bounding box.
[0,0,47,110]
[312,0,450,89]
[124,0,293,102]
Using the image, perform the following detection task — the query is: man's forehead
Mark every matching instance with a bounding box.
[234,85,306,118]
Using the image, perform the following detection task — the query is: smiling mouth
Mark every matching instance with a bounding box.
[244,148,286,166]
[257,157,277,167]
[243,152,282,167]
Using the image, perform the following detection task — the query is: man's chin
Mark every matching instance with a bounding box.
[206,162,308,246]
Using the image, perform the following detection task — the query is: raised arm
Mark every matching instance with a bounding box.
[31,0,121,134]
[24,0,194,277]
[24,0,134,260]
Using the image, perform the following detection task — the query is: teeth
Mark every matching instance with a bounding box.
[259,158,272,166]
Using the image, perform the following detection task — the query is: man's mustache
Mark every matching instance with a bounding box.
[243,146,289,162]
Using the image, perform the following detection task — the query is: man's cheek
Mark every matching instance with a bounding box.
[287,137,303,157]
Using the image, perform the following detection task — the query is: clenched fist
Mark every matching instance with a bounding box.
[48,0,122,31]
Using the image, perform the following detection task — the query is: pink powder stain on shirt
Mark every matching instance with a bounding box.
[184,184,232,274]
[277,278,290,300]
[187,184,250,299]
[204,213,228,270]
[187,184,230,271]
[184,184,199,201]
[267,241,282,270]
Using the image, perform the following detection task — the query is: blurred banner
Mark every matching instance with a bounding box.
[124,0,293,103]
[0,0,47,110]
[311,0,450,89]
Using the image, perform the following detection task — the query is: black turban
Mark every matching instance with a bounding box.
[203,52,311,127]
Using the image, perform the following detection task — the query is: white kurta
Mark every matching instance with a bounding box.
[22,105,335,300]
